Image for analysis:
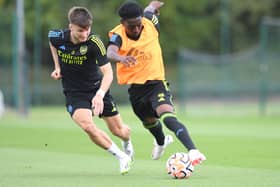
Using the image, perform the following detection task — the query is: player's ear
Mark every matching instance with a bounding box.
[69,23,72,30]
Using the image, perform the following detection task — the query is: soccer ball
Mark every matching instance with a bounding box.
[166,152,194,179]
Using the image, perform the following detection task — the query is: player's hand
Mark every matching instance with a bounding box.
[51,69,62,80]
[145,1,164,16]
[119,56,137,67]
[149,1,164,9]
[91,94,104,116]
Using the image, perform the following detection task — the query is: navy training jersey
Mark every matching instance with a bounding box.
[48,29,109,92]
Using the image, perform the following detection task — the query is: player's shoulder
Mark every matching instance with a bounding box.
[88,34,106,54]
[88,34,105,45]
[48,29,67,39]
[109,33,122,43]
[48,29,70,45]
[144,11,159,26]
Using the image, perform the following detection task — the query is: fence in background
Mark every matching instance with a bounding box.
[177,17,280,115]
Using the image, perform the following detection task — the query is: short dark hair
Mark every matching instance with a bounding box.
[68,6,93,28]
[118,1,143,19]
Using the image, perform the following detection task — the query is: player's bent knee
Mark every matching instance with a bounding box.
[112,126,129,138]
[110,129,120,137]
[79,121,96,134]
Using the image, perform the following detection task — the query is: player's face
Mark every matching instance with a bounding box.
[69,24,91,44]
[122,16,143,40]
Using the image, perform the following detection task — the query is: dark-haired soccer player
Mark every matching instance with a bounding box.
[48,6,133,174]
[107,1,206,165]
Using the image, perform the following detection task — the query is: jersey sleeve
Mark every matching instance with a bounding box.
[144,11,160,31]
[89,35,109,66]
[108,33,122,48]
[48,29,65,48]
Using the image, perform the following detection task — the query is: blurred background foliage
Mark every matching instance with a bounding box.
[0,0,279,64]
[0,0,279,113]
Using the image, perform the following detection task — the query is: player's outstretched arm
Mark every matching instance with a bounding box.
[144,0,164,15]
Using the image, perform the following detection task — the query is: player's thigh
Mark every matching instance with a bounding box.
[150,81,174,115]
[72,108,95,130]
[131,100,156,122]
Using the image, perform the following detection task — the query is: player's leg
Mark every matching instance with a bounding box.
[156,104,196,150]
[128,82,172,160]
[130,101,171,159]
[72,108,111,148]
[129,90,166,146]
[102,94,131,141]
[104,114,130,141]
[156,104,206,165]
[103,114,134,160]
[152,80,206,165]
[142,117,174,160]
[65,89,131,174]
[102,93,134,160]
[152,81,196,150]
[72,108,131,174]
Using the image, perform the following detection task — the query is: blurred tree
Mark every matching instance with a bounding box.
[0,0,279,65]
[231,0,277,51]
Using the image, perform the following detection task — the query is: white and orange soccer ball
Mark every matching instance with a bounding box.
[166,152,194,179]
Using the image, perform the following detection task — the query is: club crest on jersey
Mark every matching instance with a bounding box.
[80,45,88,55]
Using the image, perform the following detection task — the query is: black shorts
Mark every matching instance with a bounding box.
[128,80,174,122]
[64,90,119,117]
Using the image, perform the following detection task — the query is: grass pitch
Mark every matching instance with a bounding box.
[0,105,279,187]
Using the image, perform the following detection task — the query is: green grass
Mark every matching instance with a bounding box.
[0,105,280,187]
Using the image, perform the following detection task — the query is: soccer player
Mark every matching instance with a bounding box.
[48,6,133,174]
[107,1,206,165]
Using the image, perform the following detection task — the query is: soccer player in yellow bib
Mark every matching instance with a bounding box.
[48,6,133,174]
[107,1,206,165]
